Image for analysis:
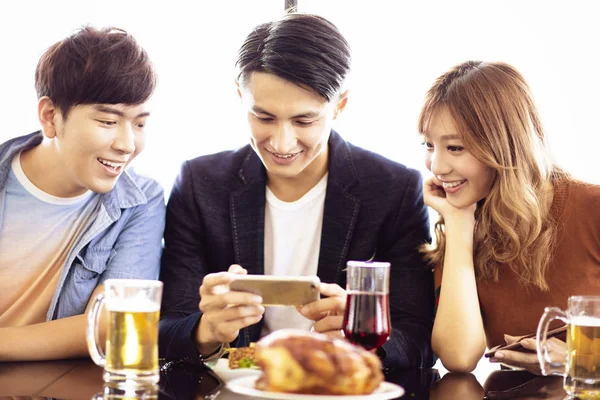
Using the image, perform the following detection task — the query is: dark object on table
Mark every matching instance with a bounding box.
[483,370,566,399]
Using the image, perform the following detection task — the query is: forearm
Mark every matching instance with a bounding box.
[432,220,486,372]
[0,314,101,362]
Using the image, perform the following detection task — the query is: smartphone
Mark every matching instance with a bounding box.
[484,326,567,358]
[229,275,320,306]
[484,341,531,358]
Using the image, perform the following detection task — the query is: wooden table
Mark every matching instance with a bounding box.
[0,357,567,399]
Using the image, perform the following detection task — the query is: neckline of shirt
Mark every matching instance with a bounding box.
[266,173,328,211]
[11,151,92,205]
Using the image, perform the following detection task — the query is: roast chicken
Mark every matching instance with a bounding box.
[254,329,383,395]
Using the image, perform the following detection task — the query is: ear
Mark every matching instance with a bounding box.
[235,80,243,102]
[38,97,60,138]
[333,90,349,120]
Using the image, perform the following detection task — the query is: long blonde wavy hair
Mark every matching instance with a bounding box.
[419,61,563,290]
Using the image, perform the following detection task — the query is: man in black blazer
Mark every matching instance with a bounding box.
[159,13,435,369]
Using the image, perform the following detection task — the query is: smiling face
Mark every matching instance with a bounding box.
[238,72,346,186]
[45,102,149,197]
[422,107,496,209]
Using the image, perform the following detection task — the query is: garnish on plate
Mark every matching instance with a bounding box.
[225,343,259,369]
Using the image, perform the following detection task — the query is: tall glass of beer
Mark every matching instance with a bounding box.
[537,295,600,398]
[86,279,163,385]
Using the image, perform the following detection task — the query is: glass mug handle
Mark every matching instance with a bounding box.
[86,292,106,367]
[536,306,568,376]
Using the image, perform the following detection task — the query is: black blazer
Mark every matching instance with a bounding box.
[159,131,435,368]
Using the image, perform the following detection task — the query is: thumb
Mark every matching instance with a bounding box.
[504,334,520,344]
[319,282,346,298]
[228,264,248,275]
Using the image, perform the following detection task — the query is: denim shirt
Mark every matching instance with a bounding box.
[0,132,166,321]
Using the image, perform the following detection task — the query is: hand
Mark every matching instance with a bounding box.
[423,176,476,225]
[196,264,265,355]
[298,283,346,340]
[490,334,566,375]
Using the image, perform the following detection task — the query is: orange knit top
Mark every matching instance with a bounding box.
[434,179,600,348]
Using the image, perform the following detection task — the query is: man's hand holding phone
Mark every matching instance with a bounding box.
[196,265,265,356]
[299,283,347,340]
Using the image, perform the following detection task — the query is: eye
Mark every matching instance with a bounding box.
[295,120,314,126]
[255,115,273,123]
[97,120,117,126]
[447,145,464,152]
[421,141,433,149]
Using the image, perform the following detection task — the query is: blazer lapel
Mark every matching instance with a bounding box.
[230,150,267,276]
[317,131,360,285]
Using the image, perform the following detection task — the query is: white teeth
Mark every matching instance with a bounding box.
[273,153,294,159]
[98,158,124,169]
[442,180,466,188]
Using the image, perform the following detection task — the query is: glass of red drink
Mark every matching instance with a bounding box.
[342,261,391,350]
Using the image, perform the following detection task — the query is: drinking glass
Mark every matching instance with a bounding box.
[342,261,391,350]
[87,279,163,385]
[537,295,600,398]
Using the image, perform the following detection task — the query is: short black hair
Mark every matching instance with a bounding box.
[236,13,351,102]
[35,26,156,119]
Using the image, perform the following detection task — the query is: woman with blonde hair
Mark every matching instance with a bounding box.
[420,61,600,373]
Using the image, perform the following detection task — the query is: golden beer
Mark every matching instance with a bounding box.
[105,307,160,377]
[565,317,600,397]
[87,279,163,385]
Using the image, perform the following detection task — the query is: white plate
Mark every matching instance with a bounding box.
[209,358,262,383]
[227,375,405,400]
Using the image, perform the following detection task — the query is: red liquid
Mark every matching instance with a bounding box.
[343,292,391,350]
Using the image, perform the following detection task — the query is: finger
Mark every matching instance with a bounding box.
[228,264,248,275]
[208,305,265,323]
[494,349,539,365]
[519,338,537,351]
[319,283,346,298]
[321,329,345,341]
[301,297,345,320]
[215,315,264,336]
[313,315,344,333]
[201,291,263,311]
[503,334,521,345]
[200,272,236,295]
[207,315,264,343]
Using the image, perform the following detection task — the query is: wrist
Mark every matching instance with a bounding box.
[196,317,221,356]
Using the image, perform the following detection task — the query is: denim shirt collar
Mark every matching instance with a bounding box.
[0,131,148,213]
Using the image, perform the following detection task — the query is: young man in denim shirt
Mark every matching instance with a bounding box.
[0,27,165,361]
[159,13,435,369]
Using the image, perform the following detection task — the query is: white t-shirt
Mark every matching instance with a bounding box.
[261,173,328,336]
[0,152,100,327]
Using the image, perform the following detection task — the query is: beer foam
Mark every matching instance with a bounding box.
[571,316,600,327]
[105,298,160,313]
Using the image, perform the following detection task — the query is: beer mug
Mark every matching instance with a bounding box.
[537,296,600,397]
[87,279,163,385]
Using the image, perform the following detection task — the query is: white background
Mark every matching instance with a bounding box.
[1,0,598,196]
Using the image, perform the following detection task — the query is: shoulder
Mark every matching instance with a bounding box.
[121,168,164,206]
[562,179,600,210]
[556,179,600,239]
[344,140,423,192]
[178,145,254,186]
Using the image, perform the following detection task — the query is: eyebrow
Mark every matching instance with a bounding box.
[252,106,320,119]
[441,134,461,141]
[93,105,151,119]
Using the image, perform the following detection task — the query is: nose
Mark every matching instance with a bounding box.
[270,122,297,154]
[112,125,135,154]
[428,150,451,177]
